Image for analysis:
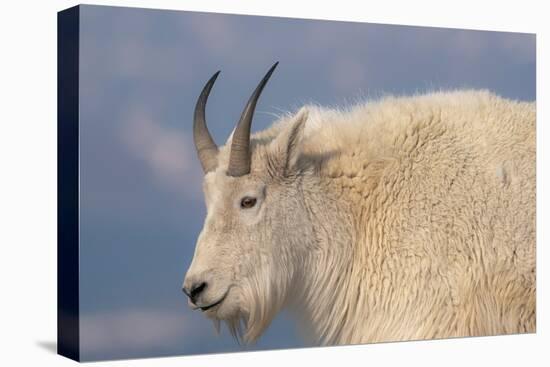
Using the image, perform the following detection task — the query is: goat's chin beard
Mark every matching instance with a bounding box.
[204,276,286,344]
[202,299,253,344]
[206,276,288,345]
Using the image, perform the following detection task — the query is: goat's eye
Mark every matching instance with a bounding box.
[240,196,257,209]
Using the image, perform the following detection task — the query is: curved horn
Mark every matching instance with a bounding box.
[227,62,279,177]
[193,71,220,173]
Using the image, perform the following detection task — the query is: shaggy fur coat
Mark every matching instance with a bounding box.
[248,90,536,344]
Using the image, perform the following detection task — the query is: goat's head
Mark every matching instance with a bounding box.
[182,63,313,342]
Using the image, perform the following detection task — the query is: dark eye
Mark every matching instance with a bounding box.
[240,196,257,209]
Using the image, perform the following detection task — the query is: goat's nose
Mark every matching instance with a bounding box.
[182,281,208,304]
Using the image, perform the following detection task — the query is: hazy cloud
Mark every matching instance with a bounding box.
[330,56,369,94]
[80,308,203,360]
[184,13,240,57]
[119,105,202,200]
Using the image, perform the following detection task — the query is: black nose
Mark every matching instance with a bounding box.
[182,282,207,304]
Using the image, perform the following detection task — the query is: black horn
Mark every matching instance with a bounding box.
[227,62,279,177]
[193,71,221,173]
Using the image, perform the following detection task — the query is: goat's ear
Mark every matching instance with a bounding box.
[268,107,308,177]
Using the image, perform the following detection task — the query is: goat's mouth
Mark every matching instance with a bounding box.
[200,293,227,312]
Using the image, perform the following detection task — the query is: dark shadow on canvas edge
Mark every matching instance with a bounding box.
[36,340,57,354]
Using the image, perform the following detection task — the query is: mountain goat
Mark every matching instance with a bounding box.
[182,62,536,346]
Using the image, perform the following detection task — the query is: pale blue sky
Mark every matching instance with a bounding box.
[76,4,535,361]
